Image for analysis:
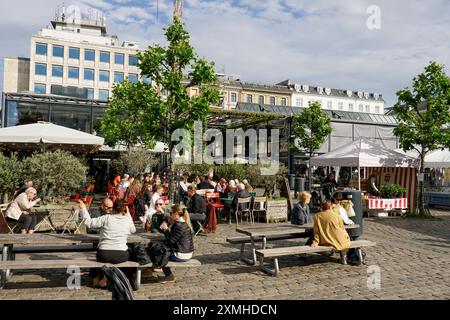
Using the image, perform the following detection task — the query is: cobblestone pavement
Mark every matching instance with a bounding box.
[1,210,449,300]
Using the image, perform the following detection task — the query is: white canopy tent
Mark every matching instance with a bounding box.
[99,142,169,154]
[0,122,104,153]
[395,148,450,168]
[310,138,418,189]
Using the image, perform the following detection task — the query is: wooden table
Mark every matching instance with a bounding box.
[0,232,165,281]
[236,223,359,265]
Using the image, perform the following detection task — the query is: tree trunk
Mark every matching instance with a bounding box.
[417,153,429,216]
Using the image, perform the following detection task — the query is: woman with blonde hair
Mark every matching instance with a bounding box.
[5,187,41,234]
[291,191,312,225]
[156,204,194,283]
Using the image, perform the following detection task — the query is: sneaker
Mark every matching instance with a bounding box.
[160,274,175,283]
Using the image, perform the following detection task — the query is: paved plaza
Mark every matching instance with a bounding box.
[1,210,449,300]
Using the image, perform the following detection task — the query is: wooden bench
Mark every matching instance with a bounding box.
[12,244,95,254]
[256,240,377,276]
[227,233,309,264]
[0,258,201,290]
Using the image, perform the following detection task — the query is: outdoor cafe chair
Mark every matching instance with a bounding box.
[62,208,84,234]
[235,197,253,225]
[251,196,268,223]
[0,204,20,234]
[205,192,224,217]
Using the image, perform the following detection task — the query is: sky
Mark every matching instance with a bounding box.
[1,0,450,107]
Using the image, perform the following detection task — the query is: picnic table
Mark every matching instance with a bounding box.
[0,232,165,282]
[235,223,360,265]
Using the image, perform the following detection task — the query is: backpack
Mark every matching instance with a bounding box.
[128,243,151,265]
[147,241,173,268]
[346,248,366,266]
[101,266,136,300]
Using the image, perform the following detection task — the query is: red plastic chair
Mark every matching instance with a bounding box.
[85,195,94,208]
[206,192,224,215]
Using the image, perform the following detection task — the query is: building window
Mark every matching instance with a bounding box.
[375,105,380,114]
[365,105,370,113]
[35,63,47,76]
[142,76,152,84]
[129,55,138,66]
[86,88,94,99]
[230,92,237,103]
[85,49,95,62]
[338,102,344,110]
[52,65,63,78]
[84,68,94,81]
[259,95,265,105]
[36,43,47,56]
[128,73,138,83]
[99,90,109,101]
[34,83,46,94]
[359,104,364,112]
[69,47,80,60]
[100,51,110,63]
[270,96,276,105]
[247,94,253,103]
[50,85,63,95]
[115,53,124,65]
[68,67,79,79]
[281,98,287,106]
[349,103,354,112]
[327,101,333,109]
[53,45,64,58]
[114,72,124,83]
[99,70,110,82]
[296,98,303,107]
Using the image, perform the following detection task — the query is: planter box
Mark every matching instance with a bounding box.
[263,200,288,223]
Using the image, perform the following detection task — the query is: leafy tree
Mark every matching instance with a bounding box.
[0,153,24,203]
[111,147,158,177]
[22,151,87,200]
[99,17,219,200]
[393,61,450,216]
[291,101,332,190]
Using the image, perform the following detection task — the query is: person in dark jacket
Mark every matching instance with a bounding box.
[158,204,194,283]
[291,191,312,225]
[187,185,206,214]
[197,176,215,190]
[291,191,313,245]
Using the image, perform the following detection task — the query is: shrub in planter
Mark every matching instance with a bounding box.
[111,147,158,177]
[0,152,24,203]
[380,183,406,198]
[22,150,88,200]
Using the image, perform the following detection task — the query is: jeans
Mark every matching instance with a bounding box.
[162,254,191,277]
[6,213,37,230]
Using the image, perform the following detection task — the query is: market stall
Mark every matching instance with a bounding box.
[311,138,418,214]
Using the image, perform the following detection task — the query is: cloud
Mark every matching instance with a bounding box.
[1,0,450,108]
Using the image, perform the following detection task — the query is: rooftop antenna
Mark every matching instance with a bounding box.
[173,0,183,19]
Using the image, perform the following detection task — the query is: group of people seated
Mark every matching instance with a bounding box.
[78,197,194,287]
[4,180,41,235]
[292,190,355,253]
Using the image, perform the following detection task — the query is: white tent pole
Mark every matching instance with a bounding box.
[358,164,361,191]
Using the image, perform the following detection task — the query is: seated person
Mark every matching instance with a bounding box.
[6,187,41,235]
[331,193,355,225]
[150,199,167,233]
[291,191,312,225]
[147,205,194,283]
[232,183,250,213]
[79,200,136,288]
[311,200,351,254]
[197,175,215,190]
[186,185,206,232]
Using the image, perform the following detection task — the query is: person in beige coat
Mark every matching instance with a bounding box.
[5,187,41,234]
[311,199,351,252]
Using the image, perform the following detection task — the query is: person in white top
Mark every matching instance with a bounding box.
[331,193,355,225]
[117,174,130,199]
[78,200,136,288]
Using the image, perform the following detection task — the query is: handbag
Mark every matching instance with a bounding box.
[128,243,151,265]
[343,201,356,218]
